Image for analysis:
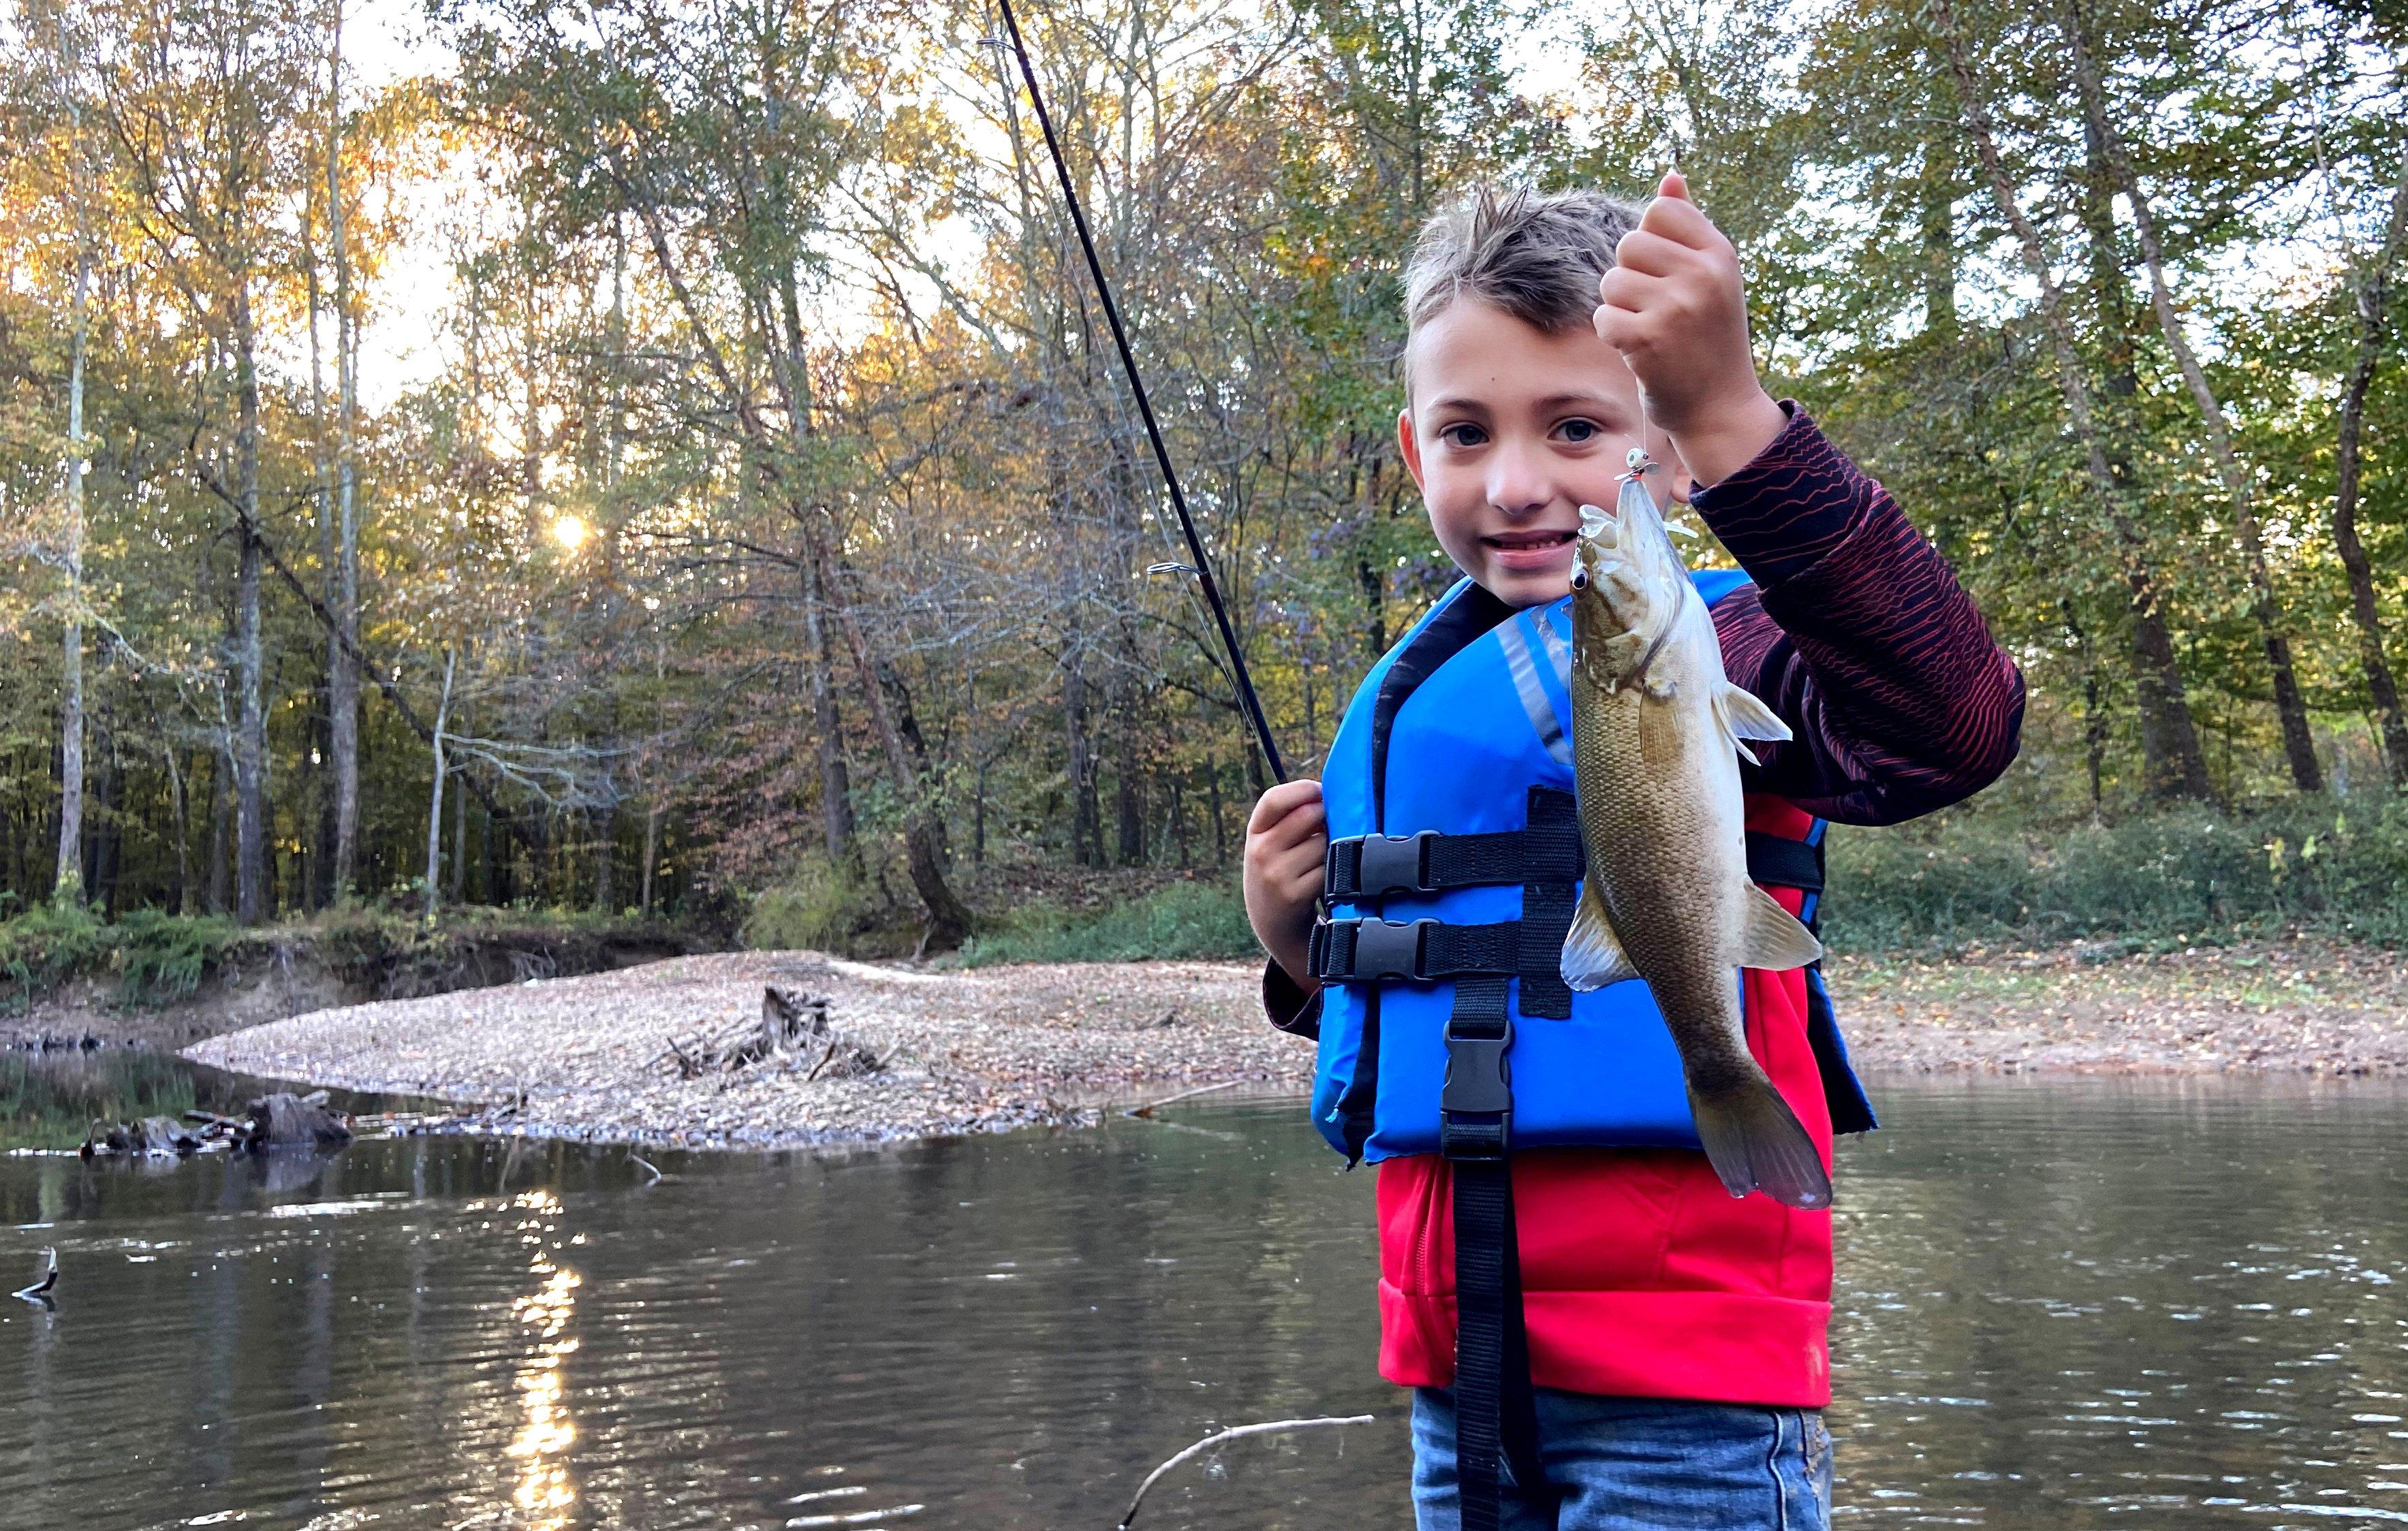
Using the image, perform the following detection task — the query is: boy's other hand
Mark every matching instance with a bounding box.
[1594,172,1787,488]
[1242,779,1326,992]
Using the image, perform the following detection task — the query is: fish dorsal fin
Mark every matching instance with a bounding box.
[1738,883,1823,970]
[1715,684,1792,766]
[1561,885,1637,991]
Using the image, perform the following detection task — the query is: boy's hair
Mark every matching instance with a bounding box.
[1402,185,1644,386]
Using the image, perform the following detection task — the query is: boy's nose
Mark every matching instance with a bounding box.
[1486,439,1554,520]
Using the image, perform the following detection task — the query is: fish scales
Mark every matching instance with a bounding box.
[1559,452,1832,1209]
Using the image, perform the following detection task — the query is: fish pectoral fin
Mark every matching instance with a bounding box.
[1715,684,1793,766]
[1560,885,1636,991]
[1738,883,1824,970]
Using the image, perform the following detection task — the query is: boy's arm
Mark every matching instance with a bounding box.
[1695,404,2025,826]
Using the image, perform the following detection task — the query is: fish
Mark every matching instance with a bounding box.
[1559,449,1831,1210]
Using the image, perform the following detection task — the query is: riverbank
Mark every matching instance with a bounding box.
[181,938,2408,1148]
[185,951,1309,1148]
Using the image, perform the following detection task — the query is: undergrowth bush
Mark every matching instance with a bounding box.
[112,910,239,1004]
[742,857,880,952]
[957,878,1257,966]
[1824,793,2408,951]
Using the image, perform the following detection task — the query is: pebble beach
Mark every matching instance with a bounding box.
[182,938,2408,1150]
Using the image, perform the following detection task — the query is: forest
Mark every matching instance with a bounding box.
[2,0,2405,959]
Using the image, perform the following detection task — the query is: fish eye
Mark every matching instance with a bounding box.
[1569,565,1588,590]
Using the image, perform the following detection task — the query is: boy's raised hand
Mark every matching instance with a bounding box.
[1593,172,1788,488]
[1242,779,1326,992]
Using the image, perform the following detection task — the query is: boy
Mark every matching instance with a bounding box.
[1242,178,2022,1530]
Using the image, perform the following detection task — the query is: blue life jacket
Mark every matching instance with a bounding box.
[1306,573,1875,1164]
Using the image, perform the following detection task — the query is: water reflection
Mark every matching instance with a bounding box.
[508,1193,582,1528]
[1,1079,2406,1529]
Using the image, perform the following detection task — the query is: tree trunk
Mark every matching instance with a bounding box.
[450,758,468,904]
[1065,631,1100,867]
[2334,146,2408,785]
[424,649,454,924]
[326,14,363,900]
[53,75,91,908]
[1937,1,2212,802]
[232,285,269,923]
[640,800,661,916]
[207,738,230,915]
[2060,0,2320,791]
[1114,684,1144,867]
[802,558,856,867]
[819,548,971,950]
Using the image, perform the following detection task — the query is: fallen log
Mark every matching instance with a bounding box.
[243,1092,354,1152]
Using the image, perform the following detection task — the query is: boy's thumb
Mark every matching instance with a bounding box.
[1659,170,1691,203]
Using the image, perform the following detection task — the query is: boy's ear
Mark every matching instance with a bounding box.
[1398,407,1427,493]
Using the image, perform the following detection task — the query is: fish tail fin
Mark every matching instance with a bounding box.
[1688,1074,1832,1210]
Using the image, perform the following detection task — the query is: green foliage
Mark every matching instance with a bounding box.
[1826,795,2408,951]
[740,859,880,952]
[956,879,1259,966]
[112,910,240,1005]
[0,902,111,1008]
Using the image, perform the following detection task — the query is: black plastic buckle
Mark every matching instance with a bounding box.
[1440,1019,1514,1158]
[1441,1021,1513,1115]
[1348,917,1433,980]
[1352,832,1433,897]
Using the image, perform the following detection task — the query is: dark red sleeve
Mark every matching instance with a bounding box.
[1692,405,2024,826]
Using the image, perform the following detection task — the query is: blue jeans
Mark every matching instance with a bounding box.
[1410,1387,1833,1531]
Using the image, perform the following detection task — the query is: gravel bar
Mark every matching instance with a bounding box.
[185,951,1310,1150]
[184,938,2408,1150]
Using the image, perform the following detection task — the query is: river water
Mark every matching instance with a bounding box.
[3,1073,2407,1530]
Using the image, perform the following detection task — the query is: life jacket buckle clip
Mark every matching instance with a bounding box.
[1347,830,1435,898]
[1439,1017,1514,1158]
[1347,917,1435,981]
[1440,1019,1513,1115]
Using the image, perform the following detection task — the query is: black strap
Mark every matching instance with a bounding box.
[1309,917,1522,984]
[1441,977,1549,1526]
[1514,789,1580,1021]
[1324,826,1578,899]
[1745,830,1824,893]
[1326,823,1819,898]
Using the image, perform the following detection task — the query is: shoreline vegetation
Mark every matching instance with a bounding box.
[9,796,2405,1151]
[182,931,2408,1152]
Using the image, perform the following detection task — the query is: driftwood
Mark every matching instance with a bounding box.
[1114,1416,1378,1530]
[656,986,880,1083]
[246,1092,354,1151]
[82,1091,351,1161]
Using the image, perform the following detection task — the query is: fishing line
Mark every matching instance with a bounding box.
[986,0,1289,783]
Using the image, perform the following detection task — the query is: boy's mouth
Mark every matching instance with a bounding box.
[1482,528,1576,550]
[1482,528,1577,570]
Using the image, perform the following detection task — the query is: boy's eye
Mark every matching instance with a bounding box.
[1556,419,1600,443]
[1441,423,1488,448]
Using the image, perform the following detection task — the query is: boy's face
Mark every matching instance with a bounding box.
[1398,298,1687,610]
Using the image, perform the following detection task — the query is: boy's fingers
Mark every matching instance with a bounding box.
[1253,800,1327,853]
[1613,228,1693,280]
[1597,264,1663,317]
[1245,778,1323,834]
[1637,189,1721,253]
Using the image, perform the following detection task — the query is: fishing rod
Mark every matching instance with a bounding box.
[987,0,1289,784]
